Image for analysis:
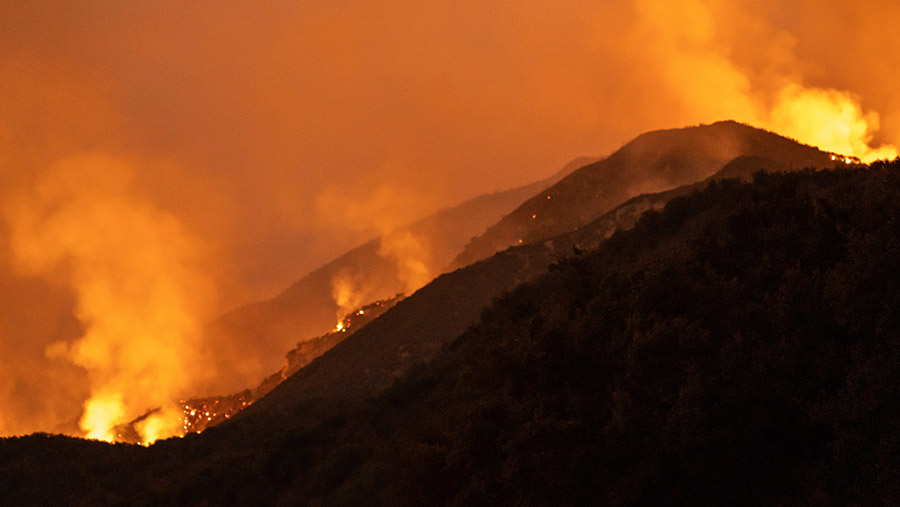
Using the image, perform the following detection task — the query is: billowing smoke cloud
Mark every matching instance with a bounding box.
[630,0,897,162]
[1,1,898,439]
[4,154,214,441]
[378,230,433,296]
[769,85,898,161]
[318,183,436,319]
[331,267,365,324]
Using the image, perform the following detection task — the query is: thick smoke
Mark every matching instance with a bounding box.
[631,0,897,161]
[1,1,898,439]
[318,183,436,318]
[331,267,365,323]
[3,154,214,441]
[378,230,433,296]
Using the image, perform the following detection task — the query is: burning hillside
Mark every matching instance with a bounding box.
[452,121,844,268]
[112,295,402,444]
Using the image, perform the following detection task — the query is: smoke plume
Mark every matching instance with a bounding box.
[331,267,365,323]
[378,230,433,296]
[319,183,436,320]
[4,154,214,441]
[632,0,897,162]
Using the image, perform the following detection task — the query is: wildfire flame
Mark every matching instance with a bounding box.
[378,230,433,296]
[81,393,125,442]
[331,268,364,324]
[135,406,185,446]
[4,154,214,445]
[770,85,899,163]
[636,0,898,165]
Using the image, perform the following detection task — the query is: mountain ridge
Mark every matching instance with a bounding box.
[0,119,883,503]
[5,159,900,504]
[151,121,844,436]
[451,120,836,269]
[200,158,590,392]
[220,121,842,434]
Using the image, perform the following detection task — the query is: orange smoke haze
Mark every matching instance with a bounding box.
[3,154,216,441]
[632,0,898,162]
[317,183,437,311]
[1,1,898,439]
[331,267,365,324]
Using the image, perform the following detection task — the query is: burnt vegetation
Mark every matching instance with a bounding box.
[5,160,900,505]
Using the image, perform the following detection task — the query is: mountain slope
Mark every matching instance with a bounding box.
[451,120,836,268]
[204,121,836,395]
[0,122,875,503]
[556,152,844,254]
[292,161,900,505]
[102,124,846,440]
[160,130,826,438]
[5,160,900,505]
[201,159,590,391]
[226,235,560,433]
[226,126,842,434]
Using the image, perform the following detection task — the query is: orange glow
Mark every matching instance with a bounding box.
[318,184,437,297]
[161,294,403,440]
[1,1,898,440]
[4,154,214,444]
[135,406,184,446]
[178,395,251,436]
[377,230,433,295]
[331,268,364,324]
[81,392,124,442]
[770,85,898,163]
[634,0,898,163]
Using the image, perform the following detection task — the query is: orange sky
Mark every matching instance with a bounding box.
[1,0,898,438]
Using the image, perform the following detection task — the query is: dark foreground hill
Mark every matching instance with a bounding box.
[4,160,900,505]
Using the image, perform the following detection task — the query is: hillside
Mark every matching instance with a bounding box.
[130,132,830,440]
[194,121,835,396]
[123,123,835,439]
[200,159,590,391]
[556,152,841,254]
[4,160,900,504]
[113,296,403,443]
[451,120,836,268]
[288,161,900,505]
